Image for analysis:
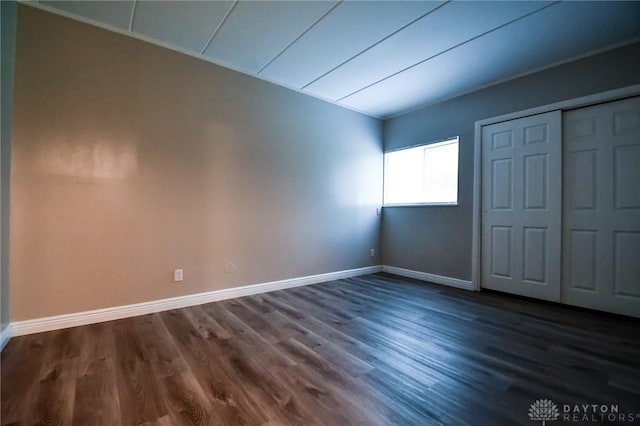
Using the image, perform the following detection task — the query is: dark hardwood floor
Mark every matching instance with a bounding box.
[2,273,639,425]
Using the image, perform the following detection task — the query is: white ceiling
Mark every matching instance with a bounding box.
[31,1,640,118]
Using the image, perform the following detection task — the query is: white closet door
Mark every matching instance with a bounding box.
[562,96,640,318]
[481,111,562,301]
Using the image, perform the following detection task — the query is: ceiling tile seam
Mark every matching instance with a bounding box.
[199,0,238,55]
[337,0,561,103]
[381,37,640,120]
[301,0,451,92]
[257,0,344,76]
[128,0,137,32]
[18,1,383,120]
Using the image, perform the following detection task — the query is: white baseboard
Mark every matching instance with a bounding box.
[382,265,474,291]
[0,324,13,351]
[11,265,382,337]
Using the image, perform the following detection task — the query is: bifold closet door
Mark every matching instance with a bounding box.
[562,96,640,318]
[481,111,562,301]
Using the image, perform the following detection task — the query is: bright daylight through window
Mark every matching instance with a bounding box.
[384,137,459,205]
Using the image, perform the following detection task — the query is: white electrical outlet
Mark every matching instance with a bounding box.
[174,269,184,282]
[370,249,375,257]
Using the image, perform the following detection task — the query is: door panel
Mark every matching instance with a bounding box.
[523,227,546,283]
[614,144,640,209]
[491,226,512,278]
[613,232,640,298]
[568,230,597,291]
[562,96,640,317]
[524,154,548,209]
[569,149,597,209]
[491,159,512,209]
[481,110,562,301]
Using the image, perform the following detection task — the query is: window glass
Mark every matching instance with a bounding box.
[384,137,459,205]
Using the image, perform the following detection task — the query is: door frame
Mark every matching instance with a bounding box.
[471,84,640,292]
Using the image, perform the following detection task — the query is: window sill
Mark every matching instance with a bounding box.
[383,202,459,207]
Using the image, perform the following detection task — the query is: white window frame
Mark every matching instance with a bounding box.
[383,137,460,207]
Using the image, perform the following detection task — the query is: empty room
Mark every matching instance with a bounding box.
[1,0,640,425]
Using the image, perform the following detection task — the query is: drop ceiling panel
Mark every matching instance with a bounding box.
[259,0,445,88]
[340,1,640,117]
[203,1,338,73]
[40,0,134,30]
[306,0,553,101]
[132,1,234,53]
[31,1,640,118]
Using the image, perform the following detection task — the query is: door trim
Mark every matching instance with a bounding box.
[472,84,640,292]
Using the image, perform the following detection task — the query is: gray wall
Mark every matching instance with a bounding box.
[1,0,17,335]
[11,6,382,321]
[382,41,640,280]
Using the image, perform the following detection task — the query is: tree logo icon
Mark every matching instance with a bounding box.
[529,399,560,425]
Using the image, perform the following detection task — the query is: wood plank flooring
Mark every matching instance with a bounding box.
[2,273,639,425]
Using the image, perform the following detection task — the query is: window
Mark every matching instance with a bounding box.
[383,137,459,206]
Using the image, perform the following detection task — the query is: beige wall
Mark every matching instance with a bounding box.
[1,0,18,333]
[11,6,382,321]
